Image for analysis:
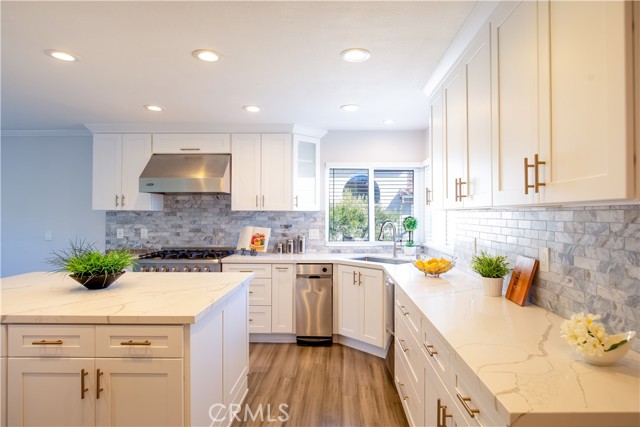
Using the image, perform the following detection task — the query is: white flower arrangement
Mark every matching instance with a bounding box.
[560,312,628,357]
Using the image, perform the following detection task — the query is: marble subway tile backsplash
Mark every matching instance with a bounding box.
[434,205,640,352]
[105,195,391,255]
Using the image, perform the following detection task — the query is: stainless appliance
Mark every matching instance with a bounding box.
[295,264,333,346]
[133,247,235,272]
[139,153,231,194]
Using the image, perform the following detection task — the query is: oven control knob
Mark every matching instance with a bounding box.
[182,266,191,272]
[151,266,159,272]
[161,266,169,272]
[193,266,201,272]
[141,266,150,272]
[171,266,180,272]
[203,266,211,272]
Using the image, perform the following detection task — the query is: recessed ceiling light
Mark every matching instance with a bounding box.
[192,49,220,62]
[243,105,261,113]
[340,104,360,112]
[340,48,371,63]
[383,119,394,125]
[144,105,164,112]
[44,50,79,62]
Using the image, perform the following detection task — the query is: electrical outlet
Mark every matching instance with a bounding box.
[140,228,148,239]
[116,228,124,239]
[309,228,320,240]
[44,230,52,241]
[539,247,550,273]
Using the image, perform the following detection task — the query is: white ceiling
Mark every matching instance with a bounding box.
[1,1,476,132]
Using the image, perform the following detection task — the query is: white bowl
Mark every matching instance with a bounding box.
[580,331,636,366]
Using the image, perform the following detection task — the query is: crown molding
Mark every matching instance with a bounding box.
[1,129,92,137]
[85,123,328,136]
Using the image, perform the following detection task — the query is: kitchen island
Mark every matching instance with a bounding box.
[0,271,252,427]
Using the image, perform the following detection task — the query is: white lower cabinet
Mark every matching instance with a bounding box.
[224,263,295,336]
[6,284,248,427]
[394,286,505,427]
[337,265,386,348]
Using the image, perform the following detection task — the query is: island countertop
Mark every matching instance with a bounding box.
[0,271,253,325]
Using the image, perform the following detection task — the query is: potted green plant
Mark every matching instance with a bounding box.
[403,216,418,256]
[48,240,135,290]
[470,251,511,297]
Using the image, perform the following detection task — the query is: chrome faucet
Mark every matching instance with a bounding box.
[378,220,398,258]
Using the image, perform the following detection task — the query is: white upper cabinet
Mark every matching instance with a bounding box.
[491,1,543,206]
[542,0,634,203]
[231,134,292,211]
[92,134,163,211]
[152,133,230,154]
[428,90,444,210]
[463,23,493,208]
[292,135,321,211]
[442,64,467,209]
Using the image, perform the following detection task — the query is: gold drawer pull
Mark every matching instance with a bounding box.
[120,340,151,346]
[32,339,63,345]
[179,148,201,151]
[396,303,409,316]
[399,383,409,400]
[239,270,253,273]
[424,343,438,356]
[249,318,254,322]
[398,339,409,353]
[274,267,288,270]
[249,290,254,294]
[456,393,480,418]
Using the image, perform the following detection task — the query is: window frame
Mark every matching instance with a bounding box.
[325,162,424,245]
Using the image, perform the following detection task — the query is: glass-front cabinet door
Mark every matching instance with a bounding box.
[292,135,320,211]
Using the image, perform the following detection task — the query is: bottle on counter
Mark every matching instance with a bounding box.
[287,239,294,254]
[276,243,283,254]
[298,235,306,254]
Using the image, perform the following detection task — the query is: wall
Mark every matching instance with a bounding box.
[0,134,105,277]
[427,205,640,351]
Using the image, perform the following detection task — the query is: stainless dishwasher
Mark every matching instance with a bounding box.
[295,264,333,346]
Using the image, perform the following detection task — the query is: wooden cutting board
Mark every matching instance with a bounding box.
[505,256,539,306]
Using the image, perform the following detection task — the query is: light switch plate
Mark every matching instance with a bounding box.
[44,230,52,241]
[309,228,320,240]
[116,229,124,239]
[140,228,148,239]
[539,247,550,273]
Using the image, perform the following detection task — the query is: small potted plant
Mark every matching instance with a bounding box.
[48,239,135,290]
[403,216,418,256]
[470,251,511,297]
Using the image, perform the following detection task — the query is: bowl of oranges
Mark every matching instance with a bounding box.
[413,257,455,277]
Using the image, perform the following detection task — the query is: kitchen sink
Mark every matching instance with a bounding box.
[350,256,411,265]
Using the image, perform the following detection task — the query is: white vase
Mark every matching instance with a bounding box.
[403,246,416,256]
[580,331,637,366]
[482,277,503,297]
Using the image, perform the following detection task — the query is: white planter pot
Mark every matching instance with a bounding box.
[403,246,417,256]
[482,277,504,297]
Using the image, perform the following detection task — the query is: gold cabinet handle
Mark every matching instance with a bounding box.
[80,369,88,399]
[358,272,362,286]
[425,187,432,205]
[262,195,265,208]
[353,271,357,285]
[120,340,151,346]
[458,178,467,201]
[121,194,126,207]
[239,270,253,273]
[396,303,409,316]
[424,343,438,356]
[96,369,104,399]
[399,383,409,401]
[456,393,480,418]
[398,339,409,353]
[437,399,452,427]
[249,318,254,322]
[295,195,299,208]
[524,157,534,194]
[179,148,201,151]
[249,290,254,294]
[255,195,259,208]
[525,154,546,194]
[115,194,119,207]
[32,339,63,345]
[274,267,289,270]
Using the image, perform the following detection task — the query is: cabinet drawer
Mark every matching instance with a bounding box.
[8,325,95,357]
[421,317,452,388]
[395,310,423,389]
[395,287,420,341]
[249,279,272,306]
[454,354,504,427]
[95,325,183,358]
[224,263,272,279]
[152,134,230,153]
[395,343,424,427]
[248,307,272,333]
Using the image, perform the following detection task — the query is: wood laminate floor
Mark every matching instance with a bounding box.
[232,343,408,427]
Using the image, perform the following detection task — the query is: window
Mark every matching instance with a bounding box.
[328,167,415,243]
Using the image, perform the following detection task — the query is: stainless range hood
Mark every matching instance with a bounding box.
[139,154,231,194]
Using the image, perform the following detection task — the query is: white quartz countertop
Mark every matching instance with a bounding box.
[382,263,640,426]
[222,252,415,266]
[0,271,253,325]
